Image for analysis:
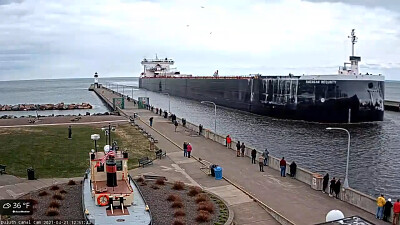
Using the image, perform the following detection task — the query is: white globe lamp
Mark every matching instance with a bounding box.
[326,210,344,222]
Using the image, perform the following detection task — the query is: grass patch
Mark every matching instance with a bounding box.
[0,124,153,178]
[197,201,214,214]
[49,201,61,208]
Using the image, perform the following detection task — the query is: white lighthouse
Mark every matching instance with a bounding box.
[94,72,99,88]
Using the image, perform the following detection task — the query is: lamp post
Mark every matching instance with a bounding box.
[201,101,217,133]
[163,93,170,113]
[326,127,351,189]
[91,134,100,152]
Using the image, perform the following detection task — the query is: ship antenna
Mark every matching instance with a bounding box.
[348,29,358,56]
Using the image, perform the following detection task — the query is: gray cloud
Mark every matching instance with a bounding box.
[0,0,23,5]
[302,0,400,13]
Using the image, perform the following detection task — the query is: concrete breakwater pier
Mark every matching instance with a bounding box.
[91,84,391,225]
[0,102,92,111]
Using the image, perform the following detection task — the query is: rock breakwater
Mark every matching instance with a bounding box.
[0,103,92,111]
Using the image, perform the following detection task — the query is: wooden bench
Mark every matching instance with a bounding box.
[138,157,153,168]
[155,149,166,159]
[0,165,6,175]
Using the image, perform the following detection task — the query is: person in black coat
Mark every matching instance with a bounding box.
[289,161,297,178]
[334,179,341,199]
[329,177,336,196]
[383,198,393,222]
[251,149,257,164]
[322,173,329,193]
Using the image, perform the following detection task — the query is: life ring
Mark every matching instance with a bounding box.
[97,194,109,206]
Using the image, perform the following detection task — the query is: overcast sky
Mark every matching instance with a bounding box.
[1,0,400,81]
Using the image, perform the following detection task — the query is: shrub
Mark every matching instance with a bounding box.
[27,198,38,205]
[45,207,60,216]
[60,190,67,194]
[197,201,214,214]
[195,210,211,222]
[172,181,185,190]
[195,193,209,204]
[171,201,183,209]
[188,186,202,197]
[172,218,185,225]
[50,185,59,191]
[137,177,144,183]
[67,180,76,185]
[52,193,64,200]
[166,194,181,202]
[140,182,147,186]
[150,185,160,190]
[49,201,60,208]
[174,209,186,217]
[38,191,49,197]
[155,178,165,185]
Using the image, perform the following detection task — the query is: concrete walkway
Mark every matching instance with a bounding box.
[129,136,279,225]
[0,175,82,199]
[97,87,387,225]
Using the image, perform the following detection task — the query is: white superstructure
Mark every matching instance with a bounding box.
[141,55,192,77]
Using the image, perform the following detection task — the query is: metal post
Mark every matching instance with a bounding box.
[108,123,111,148]
[94,139,97,152]
[326,127,350,189]
[201,101,217,134]
[348,108,351,123]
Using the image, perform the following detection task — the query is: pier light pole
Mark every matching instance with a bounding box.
[326,127,351,189]
[201,101,217,133]
[163,93,171,113]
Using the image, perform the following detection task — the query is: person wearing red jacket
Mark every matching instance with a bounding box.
[280,157,286,177]
[186,143,192,158]
[393,199,400,225]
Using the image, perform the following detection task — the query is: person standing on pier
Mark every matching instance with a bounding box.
[226,135,232,149]
[186,143,192,158]
[383,198,393,222]
[236,141,241,157]
[376,194,386,220]
[174,120,178,132]
[289,161,297,178]
[251,149,257,164]
[322,173,329,193]
[240,142,246,157]
[149,117,153,127]
[183,142,188,157]
[334,179,341,199]
[258,154,264,172]
[263,148,269,166]
[393,199,400,225]
[199,124,203,135]
[280,157,286,177]
[329,177,336,196]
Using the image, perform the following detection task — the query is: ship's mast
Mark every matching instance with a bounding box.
[348,29,358,56]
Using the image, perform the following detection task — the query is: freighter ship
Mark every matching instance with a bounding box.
[139,30,384,123]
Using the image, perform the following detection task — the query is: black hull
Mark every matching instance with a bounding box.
[139,77,384,123]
